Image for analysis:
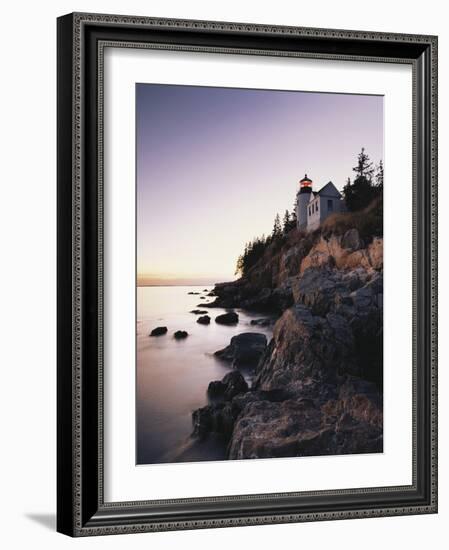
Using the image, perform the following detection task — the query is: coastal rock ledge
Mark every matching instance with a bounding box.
[191,226,383,460]
[214,332,267,369]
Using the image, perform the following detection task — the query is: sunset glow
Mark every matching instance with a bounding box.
[136,84,383,285]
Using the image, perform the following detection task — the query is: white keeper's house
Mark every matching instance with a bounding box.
[296,174,346,232]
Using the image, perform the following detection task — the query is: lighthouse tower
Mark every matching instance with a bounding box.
[296,174,313,230]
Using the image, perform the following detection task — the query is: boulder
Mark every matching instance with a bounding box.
[253,304,358,392]
[214,332,267,368]
[215,311,239,325]
[173,330,188,339]
[228,380,383,460]
[190,309,208,314]
[296,234,384,272]
[192,387,294,443]
[367,237,383,270]
[291,267,380,320]
[191,402,234,440]
[188,291,200,295]
[207,371,249,401]
[341,228,364,251]
[197,315,211,325]
[300,250,335,273]
[291,268,340,316]
[149,326,167,336]
[207,381,225,399]
[210,282,243,308]
[191,405,220,438]
[228,399,321,459]
[278,241,313,283]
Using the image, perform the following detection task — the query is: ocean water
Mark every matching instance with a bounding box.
[136,285,273,464]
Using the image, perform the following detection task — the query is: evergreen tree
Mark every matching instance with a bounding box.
[235,254,244,276]
[272,213,282,239]
[344,149,381,212]
[235,234,271,277]
[282,210,291,234]
[291,200,297,224]
[353,147,374,180]
[375,160,384,191]
[342,176,354,209]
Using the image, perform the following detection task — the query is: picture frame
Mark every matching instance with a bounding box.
[57,12,438,536]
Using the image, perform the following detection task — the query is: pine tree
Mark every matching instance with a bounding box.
[282,210,290,234]
[291,200,297,223]
[375,160,384,190]
[235,254,244,276]
[353,147,375,181]
[235,235,271,277]
[344,150,381,212]
[272,213,282,239]
[342,176,353,206]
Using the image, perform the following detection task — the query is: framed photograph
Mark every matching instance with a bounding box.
[57,12,438,536]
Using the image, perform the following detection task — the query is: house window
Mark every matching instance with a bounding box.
[327,199,333,212]
[316,202,319,212]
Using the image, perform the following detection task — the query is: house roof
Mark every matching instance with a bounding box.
[308,181,342,203]
[316,181,342,198]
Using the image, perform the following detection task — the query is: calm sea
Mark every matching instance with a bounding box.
[136,285,273,464]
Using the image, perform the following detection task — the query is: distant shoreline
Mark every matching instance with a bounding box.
[136,283,215,288]
[137,283,216,288]
[137,279,235,288]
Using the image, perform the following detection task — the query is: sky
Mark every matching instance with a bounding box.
[136,84,383,285]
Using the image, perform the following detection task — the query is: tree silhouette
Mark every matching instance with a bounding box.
[272,213,282,239]
[344,149,381,212]
[282,210,290,234]
[235,235,270,276]
[353,147,374,180]
[291,200,297,224]
[375,160,384,191]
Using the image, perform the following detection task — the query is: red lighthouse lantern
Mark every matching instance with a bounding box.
[300,174,313,189]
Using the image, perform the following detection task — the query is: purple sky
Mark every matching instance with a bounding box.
[136,84,383,285]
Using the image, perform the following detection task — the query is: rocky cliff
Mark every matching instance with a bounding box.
[193,224,383,460]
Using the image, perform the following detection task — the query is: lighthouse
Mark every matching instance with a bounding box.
[296,174,313,230]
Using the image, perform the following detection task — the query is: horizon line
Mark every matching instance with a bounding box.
[138,283,215,288]
[137,277,235,287]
